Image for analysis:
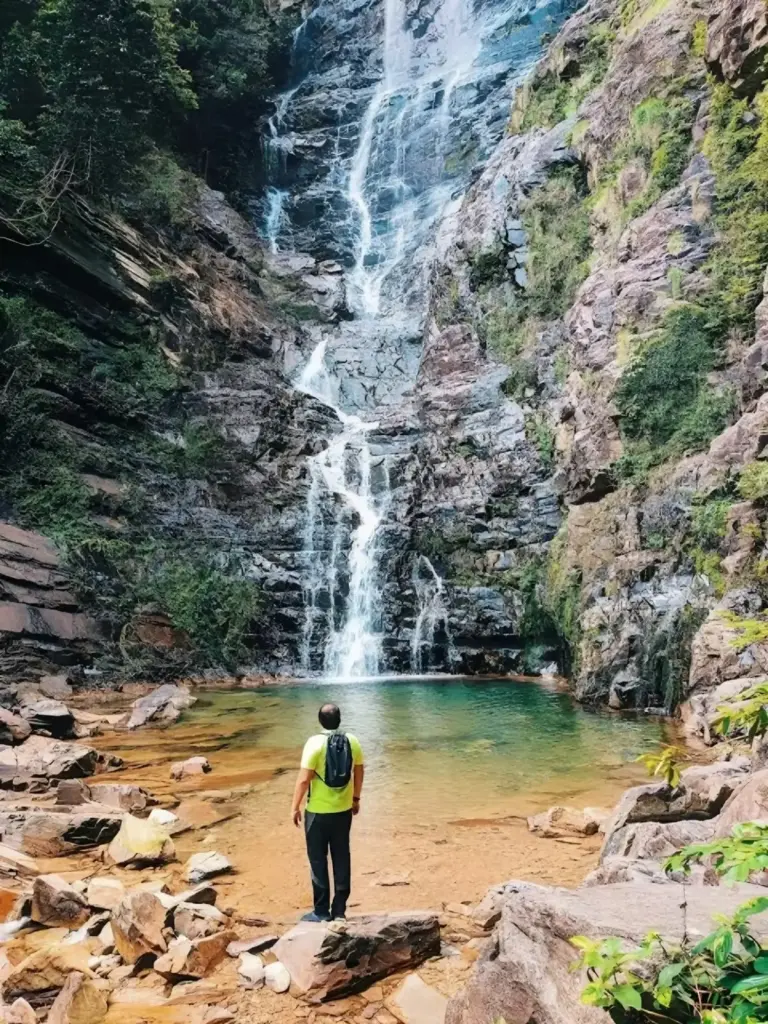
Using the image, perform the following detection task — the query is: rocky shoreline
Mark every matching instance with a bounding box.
[0,674,763,1023]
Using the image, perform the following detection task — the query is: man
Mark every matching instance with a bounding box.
[291,703,364,922]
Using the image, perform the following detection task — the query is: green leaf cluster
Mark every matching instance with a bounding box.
[573,896,768,1022]
[666,822,768,885]
[711,677,768,742]
[635,744,688,788]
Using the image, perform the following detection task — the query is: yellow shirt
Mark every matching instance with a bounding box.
[301,731,364,814]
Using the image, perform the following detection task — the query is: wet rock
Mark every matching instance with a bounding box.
[264,961,291,994]
[107,814,176,868]
[185,851,232,883]
[0,709,31,746]
[173,902,228,940]
[689,598,767,695]
[446,881,768,1024]
[527,806,609,838]
[171,757,212,781]
[0,736,103,790]
[154,930,237,980]
[3,942,93,1001]
[274,913,441,1000]
[86,878,125,912]
[47,971,108,1024]
[227,934,278,957]
[111,891,168,963]
[237,952,265,988]
[388,975,447,1024]
[32,874,90,928]
[0,807,122,858]
[118,685,196,731]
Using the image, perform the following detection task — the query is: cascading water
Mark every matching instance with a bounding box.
[260,0,583,675]
[296,340,390,679]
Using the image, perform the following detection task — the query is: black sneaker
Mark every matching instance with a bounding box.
[301,911,331,923]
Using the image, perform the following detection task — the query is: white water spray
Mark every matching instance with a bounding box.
[297,341,389,679]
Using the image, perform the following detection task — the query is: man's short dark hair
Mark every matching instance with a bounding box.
[319,703,341,730]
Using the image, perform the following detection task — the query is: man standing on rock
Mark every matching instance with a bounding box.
[291,703,365,922]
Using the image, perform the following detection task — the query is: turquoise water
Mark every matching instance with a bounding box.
[181,677,668,821]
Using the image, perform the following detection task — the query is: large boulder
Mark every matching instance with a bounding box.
[446,881,768,1024]
[273,913,441,1001]
[601,818,717,863]
[602,760,750,851]
[111,891,167,963]
[714,767,768,836]
[0,736,107,789]
[31,874,90,928]
[0,807,122,858]
[118,685,196,731]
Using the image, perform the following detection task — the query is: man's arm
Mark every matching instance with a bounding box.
[352,764,365,816]
[291,768,314,827]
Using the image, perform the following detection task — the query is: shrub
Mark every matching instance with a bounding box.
[635,744,688,787]
[690,498,732,549]
[740,462,768,501]
[526,412,556,469]
[666,821,768,884]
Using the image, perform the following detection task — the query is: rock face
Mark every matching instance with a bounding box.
[273,913,442,1000]
[447,881,768,1024]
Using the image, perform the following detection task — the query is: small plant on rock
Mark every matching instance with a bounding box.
[665,822,768,884]
[635,744,688,788]
[711,678,768,742]
[573,896,768,1023]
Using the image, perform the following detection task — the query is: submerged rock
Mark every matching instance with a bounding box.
[274,913,441,1000]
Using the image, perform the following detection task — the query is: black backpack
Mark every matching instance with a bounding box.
[323,732,353,789]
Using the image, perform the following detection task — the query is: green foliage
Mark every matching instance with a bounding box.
[516,24,614,131]
[720,611,768,651]
[525,412,556,469]
[482,167,592,369]
[691,548,727,595]
[554,349,571,386]
[0,0,291,206]
[712,678,768,742]
[703,83,768,331]
[622,96,696,218]
[691,498,732,549]
[614,306,736,480]
[666,822,768,884]
[574,897,768,1023]
[740,463,768,502]
[138,556,261,666]
[692,19,708,58]
[635,744,688,788]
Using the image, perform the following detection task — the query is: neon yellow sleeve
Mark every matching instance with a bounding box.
[349,734,364,766]
[301,736,321,771]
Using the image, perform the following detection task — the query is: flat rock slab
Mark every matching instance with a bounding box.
[447,880,768,1024]
[389,975,447,1024]
[0,736,103,789]
[0,807,123,858]
[274,913,441,1001]
[119,685,195,731]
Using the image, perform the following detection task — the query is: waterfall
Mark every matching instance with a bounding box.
[297,341,390,679]
[411,556,454,673]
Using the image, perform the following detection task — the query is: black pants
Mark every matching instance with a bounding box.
[304,809,352,919]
